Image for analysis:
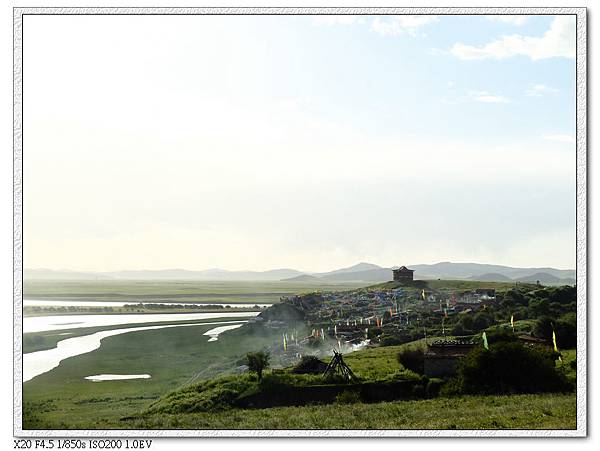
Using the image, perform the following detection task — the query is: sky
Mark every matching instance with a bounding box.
[23,14,577,272]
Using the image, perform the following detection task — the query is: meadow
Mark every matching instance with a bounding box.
[21,279,577,430]
[131,393,576,430]
[23,320,287,429]
[23,280,364,304]
[23,325,577,430]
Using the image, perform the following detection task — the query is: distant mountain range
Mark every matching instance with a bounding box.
[25,262,576,285]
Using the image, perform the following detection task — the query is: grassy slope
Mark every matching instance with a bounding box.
[130,393,576,430]
[22,279,577,430]
[130,341,576,430]
[373,279,538,293]
[23,322,286,429]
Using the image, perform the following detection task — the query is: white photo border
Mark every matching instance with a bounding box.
[13,6,587,438]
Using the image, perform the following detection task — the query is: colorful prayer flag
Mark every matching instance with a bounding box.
[421,289,426,301]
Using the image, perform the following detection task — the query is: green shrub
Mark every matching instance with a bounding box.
[335,390,361,404]
[533,316,576,349]
[411,384,425,398]
[246,351,270,380]
[452,342,571,395]
[292,356,327,374]
[485,329,518,344]
[397,348,425,375]
[426,379,444,398]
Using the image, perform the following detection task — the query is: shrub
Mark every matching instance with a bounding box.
[485,329,518,344]
[533,316,554,340]
[411,384,425,398]
[335,390,361,404]
[397,348,425,375]
[246,351,270,381]
[425,379,444,398]
[452,341,571,395]
[473,312,494,331]
[291,355,328,374]
[533,316,576,349]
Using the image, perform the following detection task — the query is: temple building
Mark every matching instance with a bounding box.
[392,266,414,282]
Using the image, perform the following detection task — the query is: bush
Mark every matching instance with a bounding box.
[473,312,494,331]
[426,379,444,398]
[411,384,425,398]
[335,390,361,404]
[485,329,518,344]
[533,316,576,349]
[291,356,328,374]
[380,333,413,347]
[452,341,571,395]
[246,351,270,381]
[397,348,425,375]
[533,316,554,340]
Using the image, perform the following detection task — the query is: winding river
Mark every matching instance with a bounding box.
[23,320,248,382]
[24,311,259,333]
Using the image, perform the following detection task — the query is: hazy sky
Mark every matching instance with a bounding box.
[23,14,576,272]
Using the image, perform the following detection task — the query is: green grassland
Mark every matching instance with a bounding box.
[23,321,577,429]
[130,393,576,430]
[22,279,578,430]
[23,280,365,304]
[425,279,538,292]
[23,321,289,429]
[374,279,537,294]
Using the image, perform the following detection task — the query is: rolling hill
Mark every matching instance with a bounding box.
[24,262,576,285]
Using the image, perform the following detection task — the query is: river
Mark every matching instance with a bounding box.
[24,311,260,333]
[23,320,247,382]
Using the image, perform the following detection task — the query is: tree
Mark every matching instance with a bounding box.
[533,316,554,340]
[454,342,570,394]
[473,312,493,331]
[246,351,270,380]
[397,348,425,375]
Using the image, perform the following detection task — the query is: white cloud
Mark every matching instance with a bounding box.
[450,16,575,61]
[371,15,439,37]
[486,15,529,26]
[543,134,575,143]
[525,84,559,97]
[312,15,365,26]
[469,90,510,103]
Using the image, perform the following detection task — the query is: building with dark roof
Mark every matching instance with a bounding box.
[392,266,414,282]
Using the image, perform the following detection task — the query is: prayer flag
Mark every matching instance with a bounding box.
[482,331,489,350]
